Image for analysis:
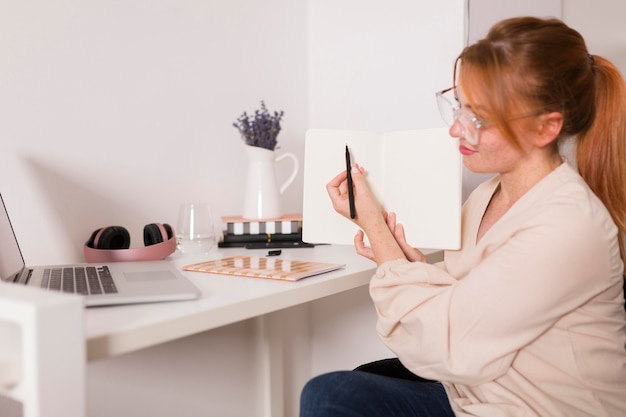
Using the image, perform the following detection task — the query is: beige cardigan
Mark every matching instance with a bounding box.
[371,162,626,417]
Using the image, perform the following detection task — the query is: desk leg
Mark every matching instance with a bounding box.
[254,312,284,417]
[0,289,85,417]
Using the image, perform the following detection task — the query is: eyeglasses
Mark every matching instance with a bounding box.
[436,87,548,146]
[436,87,484,146]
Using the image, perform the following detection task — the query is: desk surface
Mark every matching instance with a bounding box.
[85,245,442,362]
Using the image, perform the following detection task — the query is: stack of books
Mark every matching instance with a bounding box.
[218,214,312,248]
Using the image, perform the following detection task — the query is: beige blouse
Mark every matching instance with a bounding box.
[370,162,626,417]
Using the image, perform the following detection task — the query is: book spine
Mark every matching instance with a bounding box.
[221,232,303,244]
[217,240,312,249]
[226,220,302,235]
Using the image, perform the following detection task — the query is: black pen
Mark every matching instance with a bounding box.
[345,145,356,219]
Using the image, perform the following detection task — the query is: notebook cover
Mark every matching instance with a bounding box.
[183,255,344,281]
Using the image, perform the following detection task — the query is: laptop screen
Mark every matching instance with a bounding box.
[0,194,27,282]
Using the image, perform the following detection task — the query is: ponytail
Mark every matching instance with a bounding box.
[576,55,626,263]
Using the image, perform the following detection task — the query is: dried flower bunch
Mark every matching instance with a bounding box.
[233,101,284,151]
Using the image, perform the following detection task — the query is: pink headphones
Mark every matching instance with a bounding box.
[84,223,176,263]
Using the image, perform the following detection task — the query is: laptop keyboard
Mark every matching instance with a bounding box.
[42,266,118,295]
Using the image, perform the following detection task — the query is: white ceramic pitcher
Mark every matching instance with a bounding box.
[242,145,299,219]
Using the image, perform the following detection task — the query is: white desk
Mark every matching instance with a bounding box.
[83,244,442,417]
[85,245,442,362]
[0,284,84,417]
[0,245,442,417]
[87,245,368,361]
[83,245,376,417]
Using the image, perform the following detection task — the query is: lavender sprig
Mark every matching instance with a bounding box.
[233,101,284,151]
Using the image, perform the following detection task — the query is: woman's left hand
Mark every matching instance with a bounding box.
[355,211,425,263]
[385,211,426,263]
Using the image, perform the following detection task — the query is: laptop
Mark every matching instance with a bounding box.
[0,194,201,307]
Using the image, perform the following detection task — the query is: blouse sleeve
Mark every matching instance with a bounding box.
[370,200,619,385]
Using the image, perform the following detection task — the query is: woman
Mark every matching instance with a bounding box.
[300,17,626,417]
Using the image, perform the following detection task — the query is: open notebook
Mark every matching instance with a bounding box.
[183,255,344,281]
[303,128,462,250]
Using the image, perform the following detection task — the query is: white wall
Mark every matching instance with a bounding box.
[0,0,308,265]
[468,0,562,43]
[87,320,263,417]
[308,0,464,131]
[563,0,626,74]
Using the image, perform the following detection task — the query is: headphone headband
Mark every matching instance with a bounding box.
[84,235,176,263]
[84,223,176,263]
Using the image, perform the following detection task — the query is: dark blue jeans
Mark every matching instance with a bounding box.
[300,359,455,417]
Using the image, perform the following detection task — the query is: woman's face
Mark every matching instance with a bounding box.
[451,85,530,176]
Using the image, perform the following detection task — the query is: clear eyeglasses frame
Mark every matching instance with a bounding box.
[435,87,484,146]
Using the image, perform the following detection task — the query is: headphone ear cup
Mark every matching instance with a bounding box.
[86,229,101,249]
[163,223,173,240]
[144,223,172,246]
[94,226,131,250]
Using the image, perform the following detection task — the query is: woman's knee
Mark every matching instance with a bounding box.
[300,371,358,416]
[301,371,350,401]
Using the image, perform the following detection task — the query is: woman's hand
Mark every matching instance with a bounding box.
[354,212,425,262]
[385,212,426,263]
[326,164,382,231]
[353,229,374,260]
[327,165,425,264]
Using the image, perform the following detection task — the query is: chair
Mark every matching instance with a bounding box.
[0,283,85,417]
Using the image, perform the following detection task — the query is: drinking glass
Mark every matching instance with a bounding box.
[176,203,217,255]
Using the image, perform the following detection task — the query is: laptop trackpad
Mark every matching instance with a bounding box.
[124,271,177,282]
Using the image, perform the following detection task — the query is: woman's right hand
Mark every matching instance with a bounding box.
[326,164,384,231]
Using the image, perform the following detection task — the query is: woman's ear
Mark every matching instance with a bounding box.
[535,112,564,148]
